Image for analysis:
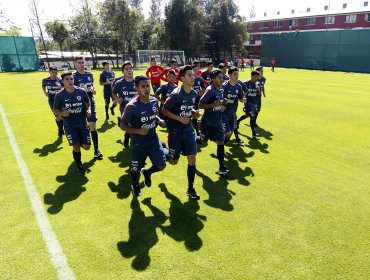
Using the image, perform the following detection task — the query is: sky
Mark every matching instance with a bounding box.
[1,0,366,36]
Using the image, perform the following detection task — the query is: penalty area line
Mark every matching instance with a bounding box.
[0,104,75,280]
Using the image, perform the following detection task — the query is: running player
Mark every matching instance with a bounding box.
[199,69,230,175]
[201,61,213,85]
[53,72,91,174]
[255,66,266,127]
[112,61,137,147]
[73,56,103,159]
[192,60,203,77]
[218,63,230,82]
[159,59,180,85]
[146,57,164,93]
[154,69,178,118]
[162,65,200,199]
[192,64,205,137]
[99,61,116,120]
[244,70,260,138]
[120,75,167,197]
[42,65,64,137]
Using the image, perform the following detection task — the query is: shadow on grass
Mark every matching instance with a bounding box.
[108,147,132,199]
[44,158,96,214]
[97,120,116,133]
[117,197,167,271]
[33,137,63,157]
[245,137,270,154]
[159,183,205,251]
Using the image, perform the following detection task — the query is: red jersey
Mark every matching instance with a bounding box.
[250,58,254,65]
[146,65,164,84]
[271,59,276,66]
[159,67,180,85]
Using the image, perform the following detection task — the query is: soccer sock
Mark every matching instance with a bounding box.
[255,113,259,123]
[130,171,140,186]
[91,130,99,151]
[111,104,117,109]
[147,165,161,174]
[217,145,225,168]
[187,164,196,190]
[56,120,63,131]
[192,118,199,135]
[234,128,239,140]
[105,104,109,115]
[250,119,256,134]
[224,137,231,145]
[237,115,247,123]
[73,150,82,164]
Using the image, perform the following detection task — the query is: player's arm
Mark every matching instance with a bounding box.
[52,96,69,117]
[99,73,108,86]
[42,85,48,97]
[112,83,123,104]
[145,67,151,78]
[154,86,163,103]
[120,105,148,135]
[84,93,91,117]
[162,94,189,125]
[198,90,222,109]
[159,69,168,82]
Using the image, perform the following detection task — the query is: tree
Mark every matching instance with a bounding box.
[0,25,21,36]
[45,21,70,58]
[129,0,143,10]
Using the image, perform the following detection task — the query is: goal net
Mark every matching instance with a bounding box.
[136,50,186,69]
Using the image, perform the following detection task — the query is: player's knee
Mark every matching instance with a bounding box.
[82,144,91,150]
[157,165,166,171]
[169,159,178,165]
[225,131,232,138]
[188,155,196,165]
[89,123,96,131]
[73,145,81,152]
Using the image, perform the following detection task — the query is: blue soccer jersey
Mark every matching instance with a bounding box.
[155,83,178,103]
[193,77,205,96]
[99,70,115,95]
[163,86,197,131]
[244,80,259,105]
[53,87,90,127]
[73,71,94,98]
[112,78,137,112]
[42,77,63,107]
[199,85,224,127]
[223,75,230,82]
[121,96,159,144]
[222,81,244,114]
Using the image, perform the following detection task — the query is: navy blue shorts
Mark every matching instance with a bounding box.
[87,99,97,123]
[151,83,160,94]
[104,91,114,104]
[200,122,225,142]
[168,128,197,160]
[222,113,235,133]
[130,139,166,172]
[64,125,91,146]
[244,102,259,118]
[257,95,262,110]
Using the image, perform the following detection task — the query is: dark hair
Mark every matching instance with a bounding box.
[102,61,109,66]
[121,61,133,72]
[150,57,156,61]
[49,65,57,71]
[61,71,73,80]
[218,63,226,69]
[74,56,84,61]
[207,61,213,66]
[210,69,222,79]
[251,70,260,77]
[171,59,177,64]
[228,66,238,75]
[193,60,200,65]
[256,67,263,72]
[179,65,193,77]
[168,69,177,76]
[134,75,149,87]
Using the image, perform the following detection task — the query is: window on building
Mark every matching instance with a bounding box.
[324,5,329,10]
[274,20,282,27]
[277,11,280,15]
[289,19,299,27]
[306,17,316,25]
[264,12,267,17]
[259,22,269,29]
[343,3,347,9]
[307,7,311,12]
[365,13,370,21]
[325,16,336,24]
[345,14,357,23]
[364,1,369,7]
[291,9,295,14]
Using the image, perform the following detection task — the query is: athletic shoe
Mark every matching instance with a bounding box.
[77,163,86,175]
[252,133,260,138]
[131,184,142,197]
[186,188,200,200]
[217,166,230,175]
[195,136,202,144]
[94,150,103,159]
[110,106,115,116]
[123,136,129,147]
[141,168,152,187]
[235,138,244,145]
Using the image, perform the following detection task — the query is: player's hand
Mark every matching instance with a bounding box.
[192,110,201,119]
[242,97,247,104]
[61,110,70,117]
[117,98,123,104]
[220,105,227,112]
[178,116,190,125]
[44,91,48,97]
[82,84,88,92]
[214,99,222,107]
[139,128,149,135]
[86,109,91,117]
[222,98,228,106]
[92,87,96,95]
[158,119,167,128]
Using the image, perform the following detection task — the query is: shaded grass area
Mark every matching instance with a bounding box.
[0,68,369,279]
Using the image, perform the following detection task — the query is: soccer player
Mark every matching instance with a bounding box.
[154,69,178,118]
[112,61,137,147]
[146,57,164,93]
[271,57,276,72]
[192,60,203,77]
[249,57,255,70]
[53,72,91,174]
[162,65,201,199]
[73,56,103,159]
[244,70,261,138]
[254,67,266,127]
[199,69,230,175]
[120,75,167,197]
[241,58,245,71]
[222,66,244,145]
[218,63,230,82]
[192,64,205,137]
[99,61,116,120]
[159,59,180,85]
[42,65,64,137]
[201,61,214,85]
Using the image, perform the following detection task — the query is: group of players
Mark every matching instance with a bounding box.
[42,56,267,199]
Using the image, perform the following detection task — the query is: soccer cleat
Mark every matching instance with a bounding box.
[186,188,200,200]
[77,163,86,175]
[110,106,115,116]
[252,133,260,138]
[131,184,142,197]
[94,150,103,159]
[123,136,129,147]
[235,138,244,145]
[217,166,230,175]
[141,168,152,187]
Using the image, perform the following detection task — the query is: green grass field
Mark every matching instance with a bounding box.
[0,68,369,279]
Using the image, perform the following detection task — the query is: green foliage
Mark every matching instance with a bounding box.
[44,21,70,53]
[0,25,21,36]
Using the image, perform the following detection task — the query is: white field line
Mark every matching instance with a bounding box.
[0,104,76,280]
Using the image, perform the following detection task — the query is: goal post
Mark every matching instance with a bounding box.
[136,50,186,69]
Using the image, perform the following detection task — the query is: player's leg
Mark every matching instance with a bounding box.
[142,140,167,188]
[211,125,229,175]
[183,130,199,199]
[152,83,160,94]
[167,129,181,165]
[88,99,103,158]
[130,144,147,196]
[104,92,111,120]
[233,113,243,145]
[222,114,233,145]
